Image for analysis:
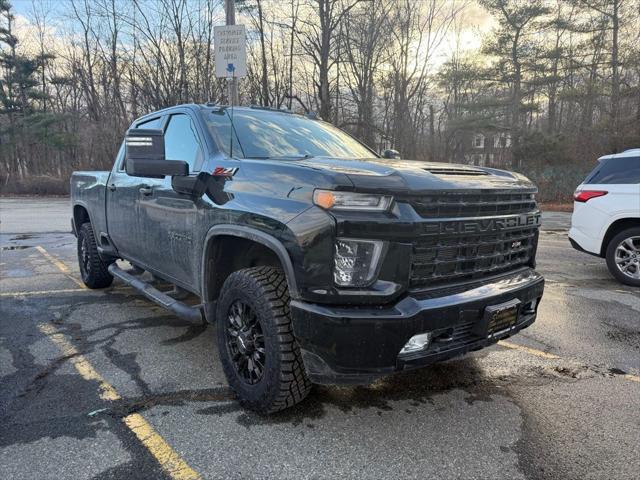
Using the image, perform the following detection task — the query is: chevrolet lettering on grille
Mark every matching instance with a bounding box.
[424,214,541,236]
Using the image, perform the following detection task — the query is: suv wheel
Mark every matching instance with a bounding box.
[77,222,114,289]
[605,227,640,287]
[216,266,311,413]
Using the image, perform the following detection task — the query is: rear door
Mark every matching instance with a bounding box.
[106,115,165,261]
[135,111,207,289]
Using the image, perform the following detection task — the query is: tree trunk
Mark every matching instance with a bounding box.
[318,0,332,120]
[257,0,270,106]
[610,0,620,151]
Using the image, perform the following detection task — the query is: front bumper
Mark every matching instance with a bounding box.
[290,268,544,385]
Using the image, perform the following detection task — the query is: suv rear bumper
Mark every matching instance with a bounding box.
[290,268,544,385]
[568,226,601,256]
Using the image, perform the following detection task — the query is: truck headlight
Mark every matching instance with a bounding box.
[334,238,383,287]
[314,190,392,211]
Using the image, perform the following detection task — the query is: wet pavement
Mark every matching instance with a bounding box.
[1,200,639,480]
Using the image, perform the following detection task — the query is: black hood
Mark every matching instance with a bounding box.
[294,157,537,194]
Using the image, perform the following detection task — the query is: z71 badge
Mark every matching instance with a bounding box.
[212,167,238,177]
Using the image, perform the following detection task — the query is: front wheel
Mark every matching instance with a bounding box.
[77,222,114,289]
[605,227,640,287]
[216,266,311,413]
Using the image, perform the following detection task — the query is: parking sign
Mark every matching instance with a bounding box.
[214,25,247,78]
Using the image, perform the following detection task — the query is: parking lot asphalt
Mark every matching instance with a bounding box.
[1,198,639,480]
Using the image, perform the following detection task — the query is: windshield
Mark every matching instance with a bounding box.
[205,109,375,159]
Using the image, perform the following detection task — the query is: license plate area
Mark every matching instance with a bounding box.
[474,299,521,339]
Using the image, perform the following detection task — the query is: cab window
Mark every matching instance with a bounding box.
[116,142,126,171]
[164,114,204,172]
[136,116,162,129]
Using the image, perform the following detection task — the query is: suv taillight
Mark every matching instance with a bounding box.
[574,190,608,202]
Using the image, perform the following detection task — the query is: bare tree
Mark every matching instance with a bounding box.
[1,0,639,201]
[298,0,363,120]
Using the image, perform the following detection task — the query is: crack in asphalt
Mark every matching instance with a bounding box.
[97,387,235,419]
[16,351,82,398]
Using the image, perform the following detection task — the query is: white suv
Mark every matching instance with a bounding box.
[569,149,640,286]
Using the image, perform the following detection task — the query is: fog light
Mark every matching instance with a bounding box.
[399,332,432,355]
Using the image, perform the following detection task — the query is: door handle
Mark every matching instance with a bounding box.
[108,184,116,192]
[139,186,153,196]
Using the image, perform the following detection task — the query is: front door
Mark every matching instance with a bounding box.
[106,142,150,261]
[135,112,206,290]
[106,116,164,265]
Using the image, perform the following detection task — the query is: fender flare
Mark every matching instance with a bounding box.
[72,202,119,258]
[201,224,300,300]
[72,201,93,235]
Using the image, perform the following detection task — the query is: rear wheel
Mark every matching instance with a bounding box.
[216,266,311,413]
[605,227,640,287]
[77,222,114,289]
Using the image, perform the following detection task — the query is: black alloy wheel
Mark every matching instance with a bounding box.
[79,234,92,277]
[225,300,266,385]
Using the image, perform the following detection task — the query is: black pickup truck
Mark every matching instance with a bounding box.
[71,104,544,413]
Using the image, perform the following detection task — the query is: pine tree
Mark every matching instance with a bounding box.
[0,0,69,181]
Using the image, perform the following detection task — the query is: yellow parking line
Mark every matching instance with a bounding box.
[38,323,202,480]
[38,323,120,400]
[0,288,88,297]
[624,374,640,383]
[35,246,87,289]
[498,340,560,359]
[0,285,132,297]
[123,413,202,480]
[35,246,72,274]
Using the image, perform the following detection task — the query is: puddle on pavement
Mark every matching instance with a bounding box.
[1,245,33,251]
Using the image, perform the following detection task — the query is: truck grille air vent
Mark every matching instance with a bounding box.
[410,192,537,219]
[406,190,540,288]
[410,226,538,288]
[423,167,488,176]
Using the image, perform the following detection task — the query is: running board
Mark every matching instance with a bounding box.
[108,264,203,323]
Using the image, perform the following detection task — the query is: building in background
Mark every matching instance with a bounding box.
[462,130,512,168]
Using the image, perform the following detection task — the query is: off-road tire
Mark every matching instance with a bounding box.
[605,226,640,287]
[216,266,311,413]
[77,222,114,289]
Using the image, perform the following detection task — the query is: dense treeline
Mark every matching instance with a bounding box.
[0,0,638,200]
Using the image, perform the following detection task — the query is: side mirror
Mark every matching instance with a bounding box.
[381,149,401,159]
[124,128,188,178]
